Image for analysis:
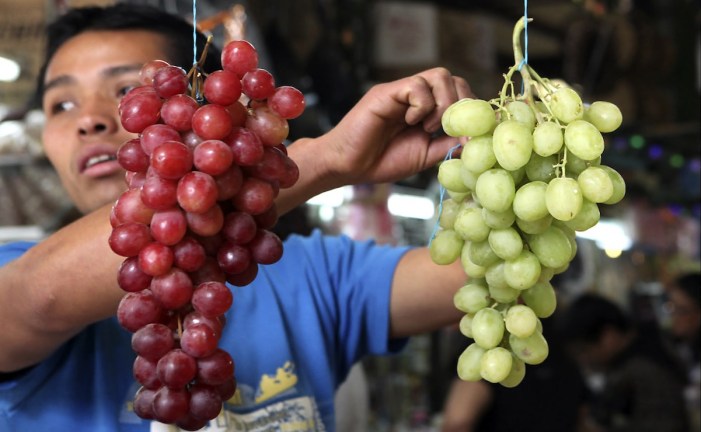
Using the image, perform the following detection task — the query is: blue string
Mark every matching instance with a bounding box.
[192,0,198,67]
[428,143,463,246]
[518,0,529,94]
[518,0,529,71]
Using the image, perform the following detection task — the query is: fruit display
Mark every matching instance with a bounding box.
[430,18,626,387]
[107,37,304,429]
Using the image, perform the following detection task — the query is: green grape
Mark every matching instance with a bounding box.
[480,347,513,383]
[442,98,497,138]
[565,153,600,176]
[488,227,523,260]
[516,215,553,235]
[500,355,526,388]
[482,207,516,229]
[429,229,464,265]
[439,198,462,229]
[549,87,583,123]
[522,280,556,319]
[506,100,537,130]
[513,181,549,222]
[508,165,526,185]
[600,165,626,205]
[461,243,487,278]
[538,266,555,283]
[545,177,583,221]
[527,226,573,269]
[564,120,604,161]
[585,101,622,133]
[438,159,470,193]
[565,229,578,261]
[492,120,534,171]
[552,219,576,240]
[485,260,508,291]
[552,262,570,274]
[446,190,470,203]
[532,121,564,156]
[509,330,549,365]
[562,199,600,232]
[488,280,520,303]
[578,166,614,203]
[459,313,475,338]
[504,250,541,290]
[457,343,486,381]
[454,207,491,242]
[461,164,479,191]
[454,283,490,314]
[472,308,505,349]
[475,169,516,213]
[468,240,500,267]
[535,317,544,333]
[461,135,496,174]
[525,154,557,182]
[505,304,538,338]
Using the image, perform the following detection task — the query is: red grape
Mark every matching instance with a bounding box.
[132,323,175,361]
[269,86,306,119]
[110,38,306,426]
[221,40,258,78]
[203,70,242,106]
[153,65,189,99]
[241,68,275,100]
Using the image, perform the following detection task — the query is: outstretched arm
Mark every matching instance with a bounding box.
[277,67,472,213]
[0,67,472,373]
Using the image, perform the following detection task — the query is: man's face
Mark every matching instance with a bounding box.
[41,30,171,213]
[668,287,701,341]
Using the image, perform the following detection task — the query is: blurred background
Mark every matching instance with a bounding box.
[0,0,698,430]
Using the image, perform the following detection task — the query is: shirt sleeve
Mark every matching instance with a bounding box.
[303,231,411,375]
[0,241,35,266]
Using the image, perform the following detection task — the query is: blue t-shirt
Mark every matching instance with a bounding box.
[0,231,409,431]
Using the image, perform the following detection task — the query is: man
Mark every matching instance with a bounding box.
[0,3,470,431]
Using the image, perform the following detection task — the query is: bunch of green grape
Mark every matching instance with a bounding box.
[429,18,626,388]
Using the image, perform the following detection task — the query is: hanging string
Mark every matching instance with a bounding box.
[192,0,198,68]
[428,143,463,246]
[518,0,529,95]
[518,0,529,72]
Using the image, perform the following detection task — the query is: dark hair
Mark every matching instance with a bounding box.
[33,2,222,107]
[675,272,701,309]
[560,293,631,343]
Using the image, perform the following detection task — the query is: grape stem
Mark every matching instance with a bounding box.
[511,18,534,102]
[187,35,215,101]
[508,17,571,179]
[494,17,537,117]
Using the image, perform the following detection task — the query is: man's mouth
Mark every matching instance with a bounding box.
[80,151,122,178]
[85,153,118,170]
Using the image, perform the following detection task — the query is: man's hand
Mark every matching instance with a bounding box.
[320,67,473,186]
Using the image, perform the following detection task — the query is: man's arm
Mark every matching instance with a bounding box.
[0,205,123,372]
[390,248,466,337]
[0,67,472,372]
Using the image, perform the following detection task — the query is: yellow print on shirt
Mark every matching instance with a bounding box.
[255,361,298,403]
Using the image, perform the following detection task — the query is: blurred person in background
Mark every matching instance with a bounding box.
[560,292,688,432]
[665,272,701,431]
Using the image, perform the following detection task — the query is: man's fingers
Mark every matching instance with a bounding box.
[404,68,468,132]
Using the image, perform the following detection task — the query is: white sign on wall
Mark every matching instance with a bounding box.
[373,2,438,67]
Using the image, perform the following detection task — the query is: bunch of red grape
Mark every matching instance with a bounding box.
[107,39,304,430]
